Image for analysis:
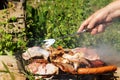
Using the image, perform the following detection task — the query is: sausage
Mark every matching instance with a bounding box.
[77,65,117,74]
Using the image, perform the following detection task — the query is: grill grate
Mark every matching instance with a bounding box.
[51,72,117,80]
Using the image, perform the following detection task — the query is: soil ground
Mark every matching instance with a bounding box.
[0,56,26,80]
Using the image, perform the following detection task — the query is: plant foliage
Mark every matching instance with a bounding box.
[26,0,120,51]
[2,0,120,55]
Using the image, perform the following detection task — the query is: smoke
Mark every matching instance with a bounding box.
[95,44,120,66]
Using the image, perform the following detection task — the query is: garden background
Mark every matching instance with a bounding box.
[1,0,120,55]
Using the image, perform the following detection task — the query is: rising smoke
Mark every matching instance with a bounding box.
[96,44,120,66]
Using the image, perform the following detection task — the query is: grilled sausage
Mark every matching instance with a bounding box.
[77,65,117,74]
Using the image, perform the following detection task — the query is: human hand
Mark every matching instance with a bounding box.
[77,7,112,35]
[78,0,120,35]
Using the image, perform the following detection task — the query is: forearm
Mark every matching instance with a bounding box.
[105,0,120,18]
[106,0,120,11]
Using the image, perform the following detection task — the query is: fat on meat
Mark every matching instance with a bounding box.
[22,46,50,60]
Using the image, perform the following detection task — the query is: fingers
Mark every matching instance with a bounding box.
[90,24,106,35]
[77,12,101,33]
[77,16,93,32]
[87,16,100,29]
[78,14,107,35]
[78,8,109,34]
[78,19,106,35]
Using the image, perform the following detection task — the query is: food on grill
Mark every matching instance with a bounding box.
[22,46,50,60]
[49,46,110,74]
[22,47,59,78]
[72,47,100,60]
[54,62,77,74]
[77,65,117,74]
[22,46,117,79]
[26,59,59,75]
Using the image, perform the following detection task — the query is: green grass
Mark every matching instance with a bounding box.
[0,62,15,80]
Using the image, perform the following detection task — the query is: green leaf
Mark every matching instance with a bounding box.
[2,62,15,80]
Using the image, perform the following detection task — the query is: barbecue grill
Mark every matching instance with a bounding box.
[52,72,117,80]
[16,47,118,80]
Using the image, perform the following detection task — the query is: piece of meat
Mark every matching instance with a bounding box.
[22,46,50,60]
[26,62,40,73]
[72,47,100,60]
[50,57,70,64]
[26,61,59,75]
[62,52,84,61]
[35,63,59,75]
[90,60,106,67]
[49,47,102,72]
[62,53,92,69]
[29,59,48,64]
[54,63,77,74]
